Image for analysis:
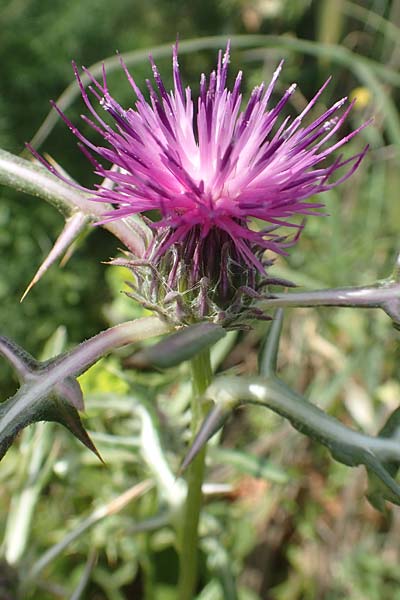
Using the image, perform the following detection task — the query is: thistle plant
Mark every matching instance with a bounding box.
[1,37,400,600]
[31,42,368,324]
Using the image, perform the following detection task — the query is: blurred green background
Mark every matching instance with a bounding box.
[1,0,400,599]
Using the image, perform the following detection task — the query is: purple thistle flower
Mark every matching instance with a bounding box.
[33,42,368,319]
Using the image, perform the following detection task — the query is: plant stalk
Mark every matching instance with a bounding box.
[178,350,212,600]
[259,278,400,325]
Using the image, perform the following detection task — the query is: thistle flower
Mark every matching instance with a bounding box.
[34,43,368,322]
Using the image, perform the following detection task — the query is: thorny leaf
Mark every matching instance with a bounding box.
[21,212,89,301]
[0,317,171,461]
[0,335,100,461]
[181,312,400,508]
[0,390,102,462]
[366,406,400,510]
[182,375,400,507]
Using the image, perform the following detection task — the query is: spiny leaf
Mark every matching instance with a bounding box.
[179,402,235,475]
[130,322,226,370]
[0,336,39,380]
[0,387,102,462]
[196,374,400,506]
[55,377,84,411]
[0,318,171,461]
[0,335,84,410]
[366,406,400,510]
[364,453,400,510]
[21,211,89,301]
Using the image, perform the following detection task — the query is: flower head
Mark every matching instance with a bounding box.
[35,42,368,321]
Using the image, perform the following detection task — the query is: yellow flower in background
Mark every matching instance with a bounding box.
[350,86,372,110]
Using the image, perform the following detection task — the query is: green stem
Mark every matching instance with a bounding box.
[178,350,212,600]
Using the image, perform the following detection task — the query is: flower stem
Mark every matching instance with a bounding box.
[178,349,212,600]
